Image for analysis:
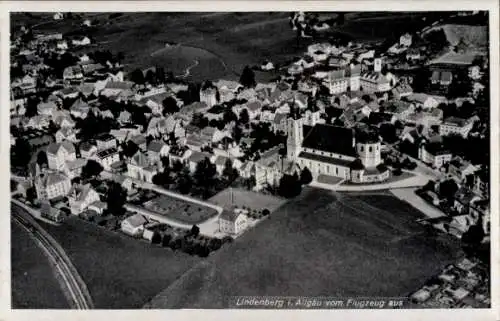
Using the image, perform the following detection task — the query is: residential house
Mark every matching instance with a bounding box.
[100,81,135,99]
[214,80,242,103]
[79,142,98,159]
[56,39,68,50]
[64,158,87,179]
[47,141,77,171]
[405,93,439,109]
[200,82,218,107]
[96,133,117,151]
[58,87,80,99]
[219,209,248,235]
[453,187,481,215]
[439,116,475,138]
[111,175,134,194]
[367,112,397,127]
[68,183,100,215]
[72,36,91,47]
[418,142,452,169]
[473,168,489,198]
[121,213,148,237]
[110,127,141,144]
[212,154,230,175]
[129,134,147,151]
[431,71,453,86]
[146,117,167,137]
[187,151,212,173]
[37,101,58,117]
[55,127,77,144]
[246,101,263,120]
[127,151,158,183]
[147,140,170,164]
[63,66,83,81]
[40,201,65,223]
[400,33,412,47]
[406,48,421,61]
[272,113,288,133]
[93,147,120,171]
[448,157,478,183]
[118,110,132,125]
[34,171,72,201]
[391,83,413,100]
[27,115,50,130]
[69,98,90,119]
[88,201,107,215]
[360,71,392,93]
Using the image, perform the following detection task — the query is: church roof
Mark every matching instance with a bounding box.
[302,124,356,157]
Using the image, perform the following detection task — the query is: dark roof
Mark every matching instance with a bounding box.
[349,158,365,170]
[302,124,356,157]
[298,151,354,167]
[368,112,394,125]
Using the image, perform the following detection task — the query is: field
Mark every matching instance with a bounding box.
[39,217,201,309]
[144,194,218,224]
[11,12,452,82]
[209,188,286,212]
[11,220,69,309]
[145,187,463,308]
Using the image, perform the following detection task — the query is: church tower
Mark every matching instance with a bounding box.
[287,116,304,161]
[356,134,382,168]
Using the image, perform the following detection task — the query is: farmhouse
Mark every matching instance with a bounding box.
[121,214,148,237]
[219,208,248,235]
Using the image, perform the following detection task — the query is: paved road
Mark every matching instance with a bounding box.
[11,203,94,309]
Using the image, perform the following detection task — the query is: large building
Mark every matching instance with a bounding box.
[34,171,72,201]
[286,116,390,184]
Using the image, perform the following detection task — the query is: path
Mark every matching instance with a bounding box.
[390,187,447,219]
[176,59,199,78]
[310,171,432,192]
[12,203,94,309]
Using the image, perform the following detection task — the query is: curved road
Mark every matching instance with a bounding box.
[12,203,94,309]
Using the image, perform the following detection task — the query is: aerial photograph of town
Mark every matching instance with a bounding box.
[9,11,491,310]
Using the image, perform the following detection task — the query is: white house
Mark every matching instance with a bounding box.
[34,172,72,201]
[439,117,475,138]
[127,151,157,183]
[93,147,120,171]
[72,36,91,47]
[68,184,100,215]
[219,208,248,235]
[418,143,452,169]
[121,213,148,237]
[47,141,77,171]
[405,93,439,109]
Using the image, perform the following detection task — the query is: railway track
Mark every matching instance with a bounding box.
[12,206,94,309]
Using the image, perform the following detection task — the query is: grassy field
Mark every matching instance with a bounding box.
[39,217,201,309]
[209,188,286,212]
[144,194,218,224]
[11,12,451,82]
[145,187,463,308]
[11,220,69,309]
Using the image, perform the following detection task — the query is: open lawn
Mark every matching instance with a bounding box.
[144,194,218,224]
[39,217,201,309]
[146,187,463,308]
[209,188,286,212]
[11,220,69,309]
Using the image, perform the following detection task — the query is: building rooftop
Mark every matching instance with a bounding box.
[302,124,356,157]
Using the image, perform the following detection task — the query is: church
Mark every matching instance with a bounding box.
[286,116,390,184]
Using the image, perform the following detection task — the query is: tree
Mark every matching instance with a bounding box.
[262,208,270,216]
[122,141,139,158]
[36,151,48,167]
[162,96,179,115]
[177,168,193,194]
[239,65,256,88]
[162,234,172,247]
[245,176,256,190]
[207,238,222,251]
[152,171,170,187]
[194,157,217,197]
[300,167,313,185]
[379,123,398,144]
[145,69,156,85]
[156,66,165,84]
[462,224,485,245]
[151,232,162,244]
[439,179,459,201]
[223,110,238,124]
[26,187,37,204]
[190,225,200,237]
[231,124,243,144]
[129,68,145,85]
[25,96,39,118]
[278,173,302,198]
[81,159,104,179]
[160,156,170,169]
[11,138,32,169]
[106,182,126,216]
[239,108,250,124]
[222,158,238,183]
[172,159,184,172]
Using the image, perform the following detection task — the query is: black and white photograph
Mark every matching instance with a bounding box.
[4,2,498,317]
